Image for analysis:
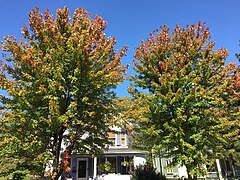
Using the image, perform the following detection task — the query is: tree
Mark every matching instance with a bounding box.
[131,22,239,179]
[0,7,127,179]
[229,52,240,167]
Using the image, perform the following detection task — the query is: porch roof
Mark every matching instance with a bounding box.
[103,148,148,156]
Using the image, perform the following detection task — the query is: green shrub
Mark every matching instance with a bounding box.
[131,164,166,180]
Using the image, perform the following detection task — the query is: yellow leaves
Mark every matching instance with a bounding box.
[21,72,33,80]
[69,101,77,108]
[130,21,240,178]
[0,6,129,178]
[17,89,27,96]
[38,84,47,93]
[82,97,89,102]
[88,111,96,117]
[90,124,97,130]
[51,80,58,87]
[48,96,59,114]
[75,120,84,126]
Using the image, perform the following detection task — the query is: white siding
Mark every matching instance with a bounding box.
[134,156,146,167]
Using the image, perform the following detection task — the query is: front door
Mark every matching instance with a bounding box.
[77,158,88,180]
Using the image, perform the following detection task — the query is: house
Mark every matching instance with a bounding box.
[70,126,148,180]
[153,154,240,180]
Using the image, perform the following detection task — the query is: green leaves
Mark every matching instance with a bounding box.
[131,22,238,177]
[0,7,127,179]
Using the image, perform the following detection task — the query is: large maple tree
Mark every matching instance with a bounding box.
[131,22,239,179]
[0,7,127,179]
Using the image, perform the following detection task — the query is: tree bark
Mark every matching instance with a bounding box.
[52,126,66,180]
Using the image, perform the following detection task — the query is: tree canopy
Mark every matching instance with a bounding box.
[0,6,239,180]
[0,7,127,179]
[131,22,239,179]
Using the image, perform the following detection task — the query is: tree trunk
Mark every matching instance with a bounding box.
[52,126,66,180]
[54,142,75,180]
[54,169,63,180]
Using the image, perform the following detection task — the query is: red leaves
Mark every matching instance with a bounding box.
[1,6,128,179]
[60,148,72,173]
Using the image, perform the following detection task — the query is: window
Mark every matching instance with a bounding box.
[121,133,126,146]
[116,134,121,146]
[108,132,116,146]
[107,131,128,147]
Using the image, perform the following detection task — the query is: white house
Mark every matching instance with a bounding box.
[153,154,240,180]
[69,127,148,180]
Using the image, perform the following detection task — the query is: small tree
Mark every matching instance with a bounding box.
[131,22,239,179]
[0,7,127,179]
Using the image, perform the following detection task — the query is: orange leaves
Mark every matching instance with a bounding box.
[56,7,70,31]
[29,6,45,37]
[1,110,10,117]
[0,6,128,179]
[131,21,239,177]
[38,84,47,93]
[232,65,240,97]
[21,25,30,39]
[44,8,55,35]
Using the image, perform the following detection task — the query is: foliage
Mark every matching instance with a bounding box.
[230,52,240,165]
[131,22,239,179]
[0,156,43,180]
[98,161,114,173]
[121,161,130,166]
[0,7,127,179]
[131,164,166,180]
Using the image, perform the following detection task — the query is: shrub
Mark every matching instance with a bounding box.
[131,164,166,180]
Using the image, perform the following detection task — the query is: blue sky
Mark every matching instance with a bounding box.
[0,0,239,97]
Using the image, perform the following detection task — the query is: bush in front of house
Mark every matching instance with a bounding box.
[131,164,166,180]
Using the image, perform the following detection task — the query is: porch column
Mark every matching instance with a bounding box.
[216,159,223,180]
[93,157,97,178]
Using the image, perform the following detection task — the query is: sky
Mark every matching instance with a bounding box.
[0,0,239,97]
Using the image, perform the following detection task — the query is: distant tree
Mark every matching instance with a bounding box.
[0,7,127,179]
[131,22,239,179]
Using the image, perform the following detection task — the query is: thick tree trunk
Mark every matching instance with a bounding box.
[52,126,66,180]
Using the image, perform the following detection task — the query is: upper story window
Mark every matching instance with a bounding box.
[108,132,116,146]
[107,130,128,147]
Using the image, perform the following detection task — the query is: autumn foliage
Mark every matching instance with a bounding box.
[0,7,127,179]
[131,22,239,179]
[0,6,239,180]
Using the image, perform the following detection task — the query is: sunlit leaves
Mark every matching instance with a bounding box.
[131,22,238,178]
[0,7,127,179]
